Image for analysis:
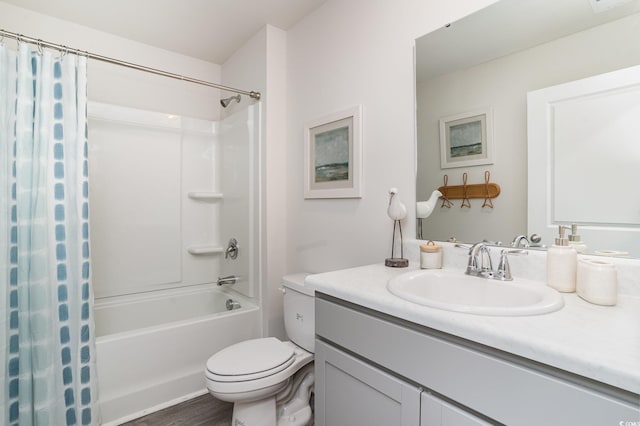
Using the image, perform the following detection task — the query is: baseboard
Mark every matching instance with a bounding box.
[99,370,209,425]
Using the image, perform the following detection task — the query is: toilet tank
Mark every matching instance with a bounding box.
[282,273,315,353]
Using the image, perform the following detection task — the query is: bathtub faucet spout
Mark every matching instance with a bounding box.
[217,275,239,286]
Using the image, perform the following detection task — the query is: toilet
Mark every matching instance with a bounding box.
[205,274,315,426]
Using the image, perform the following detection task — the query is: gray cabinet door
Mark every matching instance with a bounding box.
[315,339,421,426]
[421,393,491,426]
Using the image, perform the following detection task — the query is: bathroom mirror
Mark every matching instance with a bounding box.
[415,0,640,257]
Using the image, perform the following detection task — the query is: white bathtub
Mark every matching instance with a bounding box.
[95,286,260,425]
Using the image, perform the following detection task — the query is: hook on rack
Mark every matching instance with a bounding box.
[440,175,452,208]
[482,171,494,208]
[461,173,471,208]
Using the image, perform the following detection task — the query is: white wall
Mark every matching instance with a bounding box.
[285,0,497,274]
[222,26,289,338]
[0,1,221,119]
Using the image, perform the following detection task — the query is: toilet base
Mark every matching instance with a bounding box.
[277,405,312,426]
[277,363,314,426]
[233,398,277,426]
[232,398,312,426]
[229,364,314,426]
[231,397,313,426]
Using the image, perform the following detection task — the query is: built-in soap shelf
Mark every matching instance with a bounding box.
[186,245,224,255]
[187,192,223,255]
[187,192,223,201]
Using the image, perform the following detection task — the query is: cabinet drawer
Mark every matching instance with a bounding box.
[316,295,639,426]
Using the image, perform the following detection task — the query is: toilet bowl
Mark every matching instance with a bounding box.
[205,274,314,426]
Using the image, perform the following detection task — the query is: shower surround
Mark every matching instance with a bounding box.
[87,102,261,424]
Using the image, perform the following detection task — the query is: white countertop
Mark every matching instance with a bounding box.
[305,262,640,395]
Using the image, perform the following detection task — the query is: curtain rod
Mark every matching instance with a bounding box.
[0,28,261,100]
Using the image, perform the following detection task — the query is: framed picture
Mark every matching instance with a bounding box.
[304,105,362,198]
[439,108,494,169]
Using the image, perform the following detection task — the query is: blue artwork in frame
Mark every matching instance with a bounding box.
[304,106,362,198]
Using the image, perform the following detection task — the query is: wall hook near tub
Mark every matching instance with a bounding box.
[437,170,500,208]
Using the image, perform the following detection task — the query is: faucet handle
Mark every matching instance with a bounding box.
[225,238,239,260]
[495,249,528,281]
[511,235,530,248]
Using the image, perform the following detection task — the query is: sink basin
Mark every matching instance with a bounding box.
[387,269,564,316]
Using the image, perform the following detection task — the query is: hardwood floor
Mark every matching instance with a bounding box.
[121,394,232,426]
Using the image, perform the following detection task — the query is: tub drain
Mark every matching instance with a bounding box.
[226,299,241,311]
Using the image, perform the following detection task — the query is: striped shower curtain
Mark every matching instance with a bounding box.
[1,43,99,425]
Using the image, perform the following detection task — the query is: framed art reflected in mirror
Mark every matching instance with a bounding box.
[439,108,493,169]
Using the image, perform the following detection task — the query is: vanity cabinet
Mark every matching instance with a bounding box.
[314,294,639,426]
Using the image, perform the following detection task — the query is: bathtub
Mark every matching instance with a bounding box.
[95,285,260,425]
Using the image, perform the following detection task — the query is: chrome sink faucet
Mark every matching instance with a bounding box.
[466,242,494,277]
[463,242,528,281]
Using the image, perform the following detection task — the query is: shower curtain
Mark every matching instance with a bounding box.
[1,43,98,425]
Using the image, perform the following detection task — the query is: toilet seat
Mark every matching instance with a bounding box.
[206,337,295,382]
[206,339,313,397]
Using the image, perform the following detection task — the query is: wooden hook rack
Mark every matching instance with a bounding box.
[438,171,500,208]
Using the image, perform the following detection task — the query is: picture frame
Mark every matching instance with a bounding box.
[439,108,494,169]
[304,105,362,198]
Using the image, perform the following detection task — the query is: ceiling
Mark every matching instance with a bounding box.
[0,0,326,64]
[416,0,640,82]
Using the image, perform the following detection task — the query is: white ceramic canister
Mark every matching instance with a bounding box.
[420,241,442,269]
[576,259,617,306]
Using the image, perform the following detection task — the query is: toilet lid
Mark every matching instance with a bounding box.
[206,337,295,381]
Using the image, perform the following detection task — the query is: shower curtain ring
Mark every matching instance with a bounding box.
[37,39,44,55]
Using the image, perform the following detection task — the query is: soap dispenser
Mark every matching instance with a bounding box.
[547,225,577,292]
[568,224,588,254]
